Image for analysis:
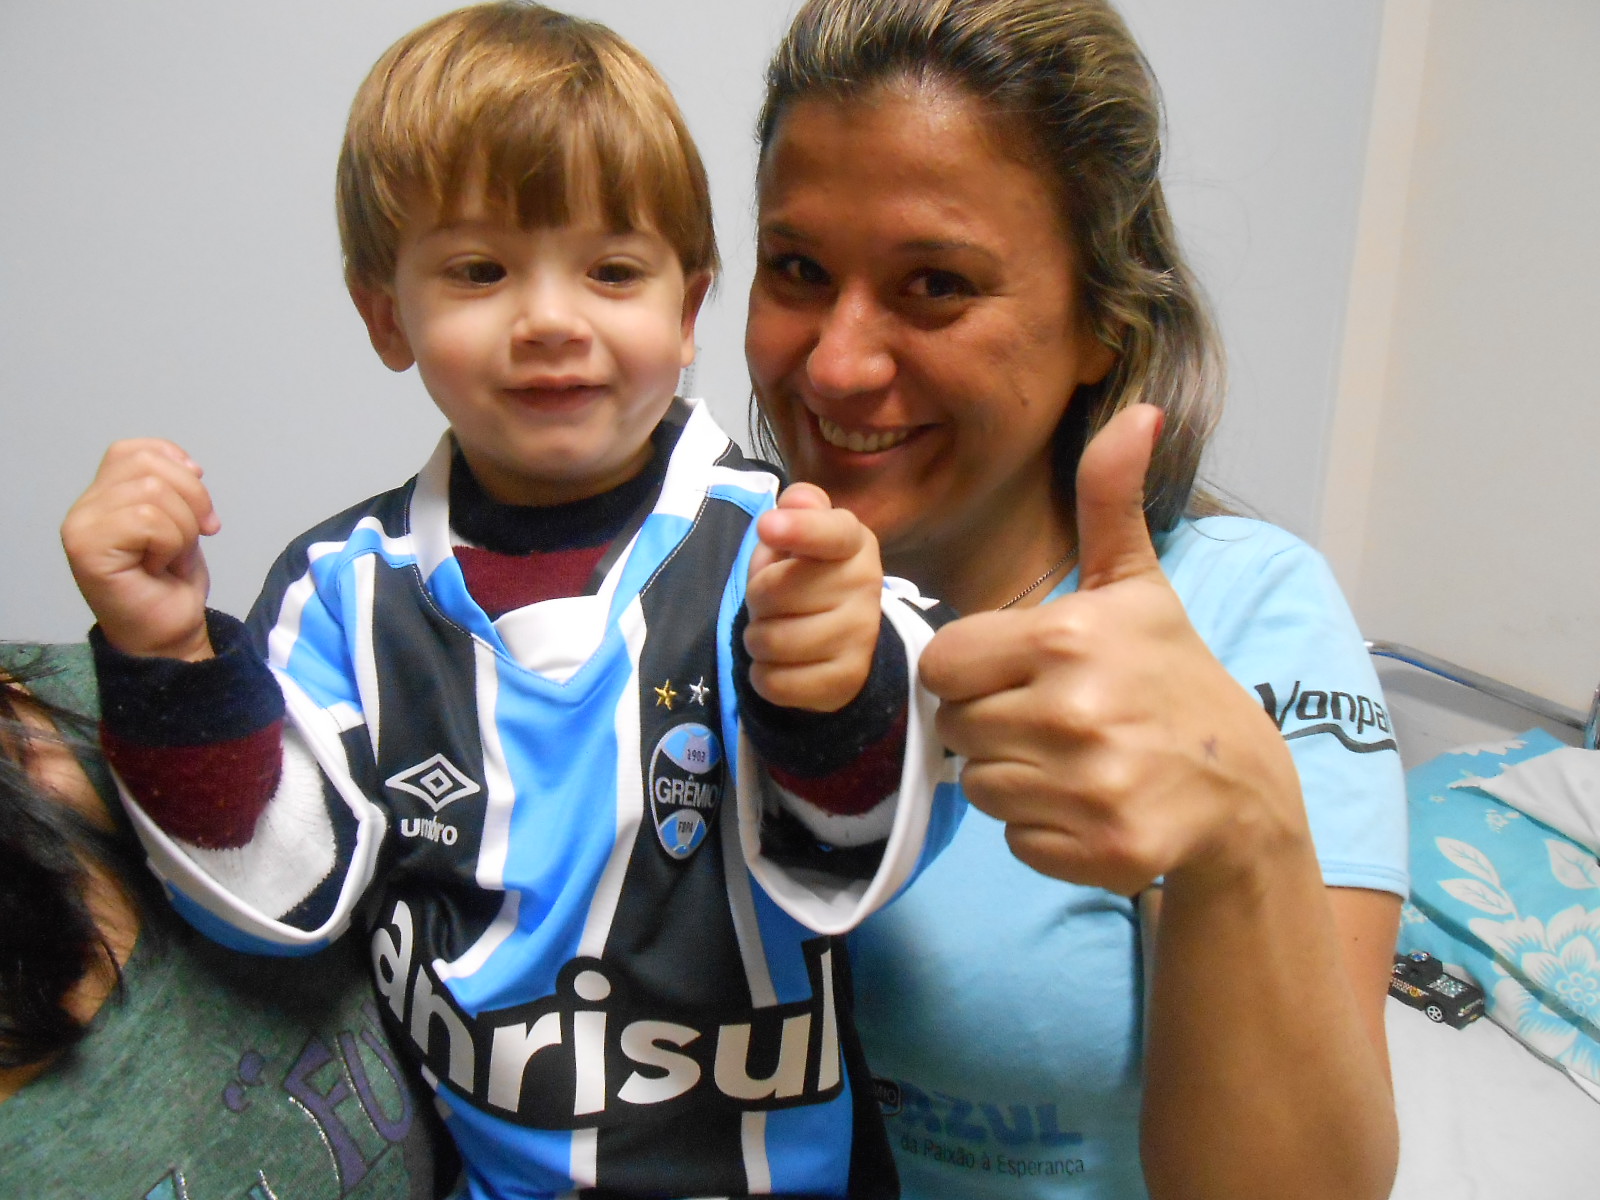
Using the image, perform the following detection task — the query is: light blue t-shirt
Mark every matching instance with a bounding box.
[850,516,1409,1199]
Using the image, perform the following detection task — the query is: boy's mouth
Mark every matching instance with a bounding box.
[505,380,605,403]
[815,414,914,454]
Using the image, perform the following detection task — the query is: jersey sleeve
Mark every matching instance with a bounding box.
[1167,517,1409,897]
[729,569,966,935]
[106,534,390,957]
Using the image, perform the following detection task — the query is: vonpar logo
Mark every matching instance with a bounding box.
[1254,680,1397,754]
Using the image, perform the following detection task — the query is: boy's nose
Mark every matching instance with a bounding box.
[511,280,588,346]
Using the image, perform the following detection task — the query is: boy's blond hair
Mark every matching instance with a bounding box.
[337,2,718,288]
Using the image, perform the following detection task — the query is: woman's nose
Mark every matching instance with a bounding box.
[806,285,894,398]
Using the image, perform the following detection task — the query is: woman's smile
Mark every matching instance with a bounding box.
[814,413,917,455]
[747,84,1113,602]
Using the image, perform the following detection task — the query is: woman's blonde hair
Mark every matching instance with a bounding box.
[756,0,1224,530]
[337,2,718,288]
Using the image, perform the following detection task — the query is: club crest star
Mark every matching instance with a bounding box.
[654,680,679,710]
[687,677,710,706]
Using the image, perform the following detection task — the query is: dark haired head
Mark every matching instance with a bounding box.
[755,0,1225,530]
[0,655,133,1070]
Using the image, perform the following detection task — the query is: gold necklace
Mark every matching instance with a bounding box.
[996,546,1076,610]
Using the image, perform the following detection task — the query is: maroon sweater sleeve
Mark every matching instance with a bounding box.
[730,607,908,815]
[92,611,284,849]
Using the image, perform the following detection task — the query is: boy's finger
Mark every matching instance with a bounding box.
[755,504,867,564]
[103,450,220,535]
[742,604,871,665]
[774,481,832,511]
[96,437,206,482]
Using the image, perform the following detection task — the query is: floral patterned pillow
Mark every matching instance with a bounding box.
[1399,728,1600,1091]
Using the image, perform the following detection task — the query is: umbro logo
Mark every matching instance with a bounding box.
[385,753,482,813]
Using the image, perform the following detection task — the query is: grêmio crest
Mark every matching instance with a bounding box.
[648,722,725,859]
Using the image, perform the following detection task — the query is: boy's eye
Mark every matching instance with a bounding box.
[592,261,643,286]
[452,260,506,286]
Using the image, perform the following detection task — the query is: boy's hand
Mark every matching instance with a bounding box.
[61,438,221,662]
[744,482,883,713]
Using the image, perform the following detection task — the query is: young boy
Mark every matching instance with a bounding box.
[61,5,958,1198]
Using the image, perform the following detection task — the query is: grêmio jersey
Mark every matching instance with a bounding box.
[122,400,963,1199]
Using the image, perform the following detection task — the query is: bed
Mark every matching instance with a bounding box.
[1371,642,1600,1199]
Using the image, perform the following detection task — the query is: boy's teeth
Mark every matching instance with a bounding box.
[817,416,911,453]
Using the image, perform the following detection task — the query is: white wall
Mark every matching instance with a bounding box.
[0,1,1383,642]
[1322,0,1600,713]
[1119,0,1384,534]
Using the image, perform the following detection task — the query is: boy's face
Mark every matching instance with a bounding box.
[353,190,710,507]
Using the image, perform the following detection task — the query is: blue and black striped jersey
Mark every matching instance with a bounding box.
[126,400,962,1199]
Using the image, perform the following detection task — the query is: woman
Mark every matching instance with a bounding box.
[744,2,1408,1198]
[0,645,453,1197]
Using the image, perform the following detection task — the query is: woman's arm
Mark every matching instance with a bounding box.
[921,406,1402,1199]
[1139,881,1400,1200]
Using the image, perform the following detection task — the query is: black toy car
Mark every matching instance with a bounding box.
[1389,950,1486,1027]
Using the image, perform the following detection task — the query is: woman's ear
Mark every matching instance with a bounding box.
[349,281,416,372]
[1076,317,1119,387]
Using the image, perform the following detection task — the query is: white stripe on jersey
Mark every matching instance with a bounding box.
[817,945,841,1091]
[265,553,318,674]
[742,1111,772,1192]
[656,401,739,518]
[351,551,380,754]
[570,1127,598,1189]
[409,437,456,584]
[474,639,515,892]
[436,645,522,984]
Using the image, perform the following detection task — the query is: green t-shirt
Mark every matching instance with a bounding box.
[0,644,452,1199]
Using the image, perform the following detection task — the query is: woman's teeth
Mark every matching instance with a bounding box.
[817,416,912,453]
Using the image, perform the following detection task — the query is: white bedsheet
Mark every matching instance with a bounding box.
[1388,957,1600,1197]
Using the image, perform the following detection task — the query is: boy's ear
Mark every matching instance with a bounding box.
[678,271,713,368]
[349,281,416,372]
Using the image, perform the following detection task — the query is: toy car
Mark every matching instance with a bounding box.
[1389,950,1486,1027]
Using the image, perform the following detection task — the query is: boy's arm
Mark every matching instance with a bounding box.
[736,484,963,932]
[733,608,908,850]
[65,439,364,946]
[739,482,912,847]
[63,439,285,847]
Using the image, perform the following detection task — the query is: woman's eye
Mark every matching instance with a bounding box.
[907,269,975,300]
[769,253,828,288]
[452,260,505,286]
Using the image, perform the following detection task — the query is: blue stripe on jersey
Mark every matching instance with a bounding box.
[167,887,333,957]
[911,780,967,893]
[714,518,759,799]
[608,511,695,623]
[427,553,502,648]
[441,647,635,1014]
[282,524,416,709]
[437,1090,575,1198]
[706,480,778,518]
[279,548,366,711]
[765,1090,855,1193]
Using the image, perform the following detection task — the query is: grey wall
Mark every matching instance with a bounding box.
[0,1,1382,641]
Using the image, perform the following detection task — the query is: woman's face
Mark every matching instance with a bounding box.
[746,85,1114,592]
